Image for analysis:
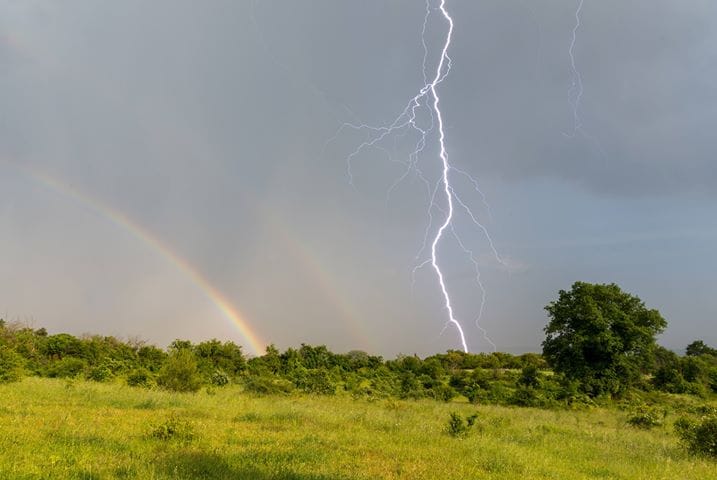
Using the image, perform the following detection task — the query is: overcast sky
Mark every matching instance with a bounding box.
[1,0,715,356]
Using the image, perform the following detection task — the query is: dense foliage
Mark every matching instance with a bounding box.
[675,413,717,458]
[543,282,667,396]
[1,315,714,407]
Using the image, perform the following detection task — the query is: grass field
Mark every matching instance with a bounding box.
[0,378,714,479]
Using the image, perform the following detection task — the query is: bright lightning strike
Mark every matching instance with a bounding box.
[567,0,585,136]
[328,0,503,353]
[428,0,469,352]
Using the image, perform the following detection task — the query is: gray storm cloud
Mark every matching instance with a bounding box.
[1,1,715,355]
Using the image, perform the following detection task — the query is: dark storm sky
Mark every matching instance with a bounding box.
[1,0,715,355]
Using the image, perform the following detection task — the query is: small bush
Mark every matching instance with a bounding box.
[517,365,541,388]
[675,415,717,458]
[149,415,195,441]
[398,372,425,400]
[126,368,153,388]
[708,368,717,393]
[47,357,87,378]
[555,377,594,408]
[447,412,469,437]
[510,386,542,407]
[0,345,24,384]
[446,412,479,437]
[157,349,203,393]
[210,369,229,387]
[86,365,112,382]
[627,405,665,429]
[691,405,717,416]
[243,375,294,395]
[291,368,336,395]
[465,413,479,427]
[431,383,457,402]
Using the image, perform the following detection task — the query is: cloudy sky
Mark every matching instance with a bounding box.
[1,0,715,356]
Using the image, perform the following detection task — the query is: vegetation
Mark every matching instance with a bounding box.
[0,343,24,384]
[543,282,667,396]
[0,377,715,479]
[675,413,717,458]
[0,281,715,475]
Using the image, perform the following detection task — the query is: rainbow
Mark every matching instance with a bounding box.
[2,160,266,355]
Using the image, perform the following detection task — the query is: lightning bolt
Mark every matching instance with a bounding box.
[567,0,585,136]
[328,0,503,353]
[564,0,609,165]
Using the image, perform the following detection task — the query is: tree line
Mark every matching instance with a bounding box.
[0,281,715,406]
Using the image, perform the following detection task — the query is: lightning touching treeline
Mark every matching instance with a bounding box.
[329,0,503,353]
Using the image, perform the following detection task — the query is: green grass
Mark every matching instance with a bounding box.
[0,378,714,479]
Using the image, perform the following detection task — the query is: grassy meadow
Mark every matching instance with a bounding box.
[1,377,715,480]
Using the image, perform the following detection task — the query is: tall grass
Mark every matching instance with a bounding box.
[0,377,714,479]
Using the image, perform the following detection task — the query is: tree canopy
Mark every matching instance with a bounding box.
[542,281,667,396]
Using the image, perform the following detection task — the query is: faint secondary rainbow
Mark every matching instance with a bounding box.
[3,160,266,355]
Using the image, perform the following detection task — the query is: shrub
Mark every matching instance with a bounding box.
[398,372,425,399]
[431,383,457,402]
[157,349,203,393]
[466,413,479,427]
[47,357,87,378]
[86,365,112,382]
[447,412,469,437]
[554,377,594,408]
[446,412,479,437]
[653,364,688,393]
[0,345,24,383]
[295,368,335,395]
[126,368,153,388]
[708,368,717,393]
[510,386,542,407]
[517,365,541,388]
[210,369,230,387]
[149,415,194,441]
[243,375,294,395]
[627,405,665,429]
[675,415,717,458]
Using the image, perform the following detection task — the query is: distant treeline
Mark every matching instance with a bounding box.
[1,317,715,407]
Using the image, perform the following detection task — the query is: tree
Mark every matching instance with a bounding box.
[685,340,717,357]
[542,282,667,396]
[157,349,203,393]
[194,339,245,377]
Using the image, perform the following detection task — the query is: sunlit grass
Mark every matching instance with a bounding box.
[0,377,714,479]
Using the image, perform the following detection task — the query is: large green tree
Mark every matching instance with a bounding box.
[542,282,667,396]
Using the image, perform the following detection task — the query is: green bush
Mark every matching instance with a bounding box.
[157,349,203,393]
[243,375,295,395]
[627,405,665,429]
[149,415,195,441]
[126,368,153,388]
[708,368,717,393]
[0,345,24,383]
[675,415,717,458]
[446,412,479,437]
[431,383,457,402]
[517,365,541,388]
[553,377,594,408]
[86,365,112,382]
[47,357,87,378]
[447,412,469,437]
[510,386,542,407]
[398,372,425,399]
[294,368,336,395]
[210,369,229,387]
